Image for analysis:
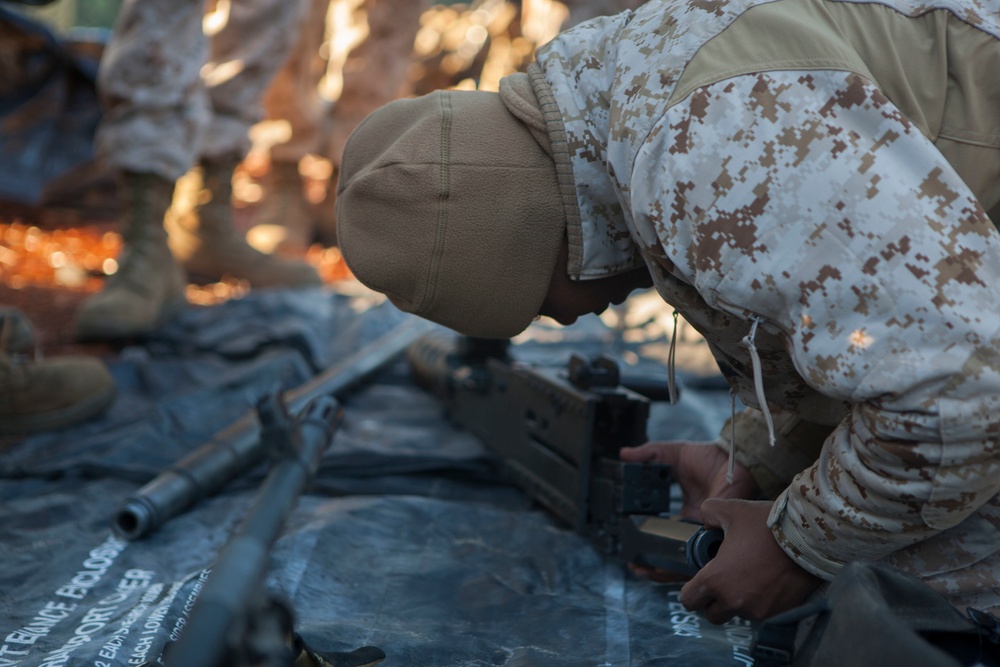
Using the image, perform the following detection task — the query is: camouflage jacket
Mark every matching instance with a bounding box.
[528,0,1000,607]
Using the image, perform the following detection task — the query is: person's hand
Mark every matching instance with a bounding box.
[621,440,760,582]
[680,498,822,624]
[619,440,759,520]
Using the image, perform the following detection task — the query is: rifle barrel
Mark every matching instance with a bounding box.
[114,317,434,540]
[164,395,341,667]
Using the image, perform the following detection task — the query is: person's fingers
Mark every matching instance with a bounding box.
[680,569,737,624]
[619,442,667,463]
[702,599,737,625]
[679,575,712,612]
[619,441,685,465]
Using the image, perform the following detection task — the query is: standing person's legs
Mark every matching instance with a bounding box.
[316,0,430,243]
[253,0,330,253]
[202,0,309,163]
[95,0,210,181]
[76,0,207,341]
[165,0,323,287]
[323,0,428,163]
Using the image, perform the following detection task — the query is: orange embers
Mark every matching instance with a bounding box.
[307,245,354,284]
[0,221,353,306]
[0,221,119,292]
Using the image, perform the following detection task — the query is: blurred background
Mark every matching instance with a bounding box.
[1,0,646,358]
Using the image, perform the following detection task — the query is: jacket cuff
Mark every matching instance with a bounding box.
[768,490,843,580]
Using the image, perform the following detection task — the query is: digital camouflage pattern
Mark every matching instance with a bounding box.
[96,0,305,180]
[531,0,1000,613]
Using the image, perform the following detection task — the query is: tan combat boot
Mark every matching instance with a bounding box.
[247,160,316,255]
[75,171,188,342]
[0,354,116,434]
[165,158,322,287]
[1,311,115,434]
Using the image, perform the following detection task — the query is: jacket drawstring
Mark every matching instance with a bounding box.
[742,317,776,447]
[667,310,679,405]
[726,317,776,485]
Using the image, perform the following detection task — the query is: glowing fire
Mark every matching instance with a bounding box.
[0,221,351,305]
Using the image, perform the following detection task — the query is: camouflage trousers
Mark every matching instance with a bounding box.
[96,0,307,180]
[883,495,1000,618]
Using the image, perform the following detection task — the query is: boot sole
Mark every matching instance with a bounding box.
[0,383,116,435]
[181,250,322,288]
[75,295,187,343]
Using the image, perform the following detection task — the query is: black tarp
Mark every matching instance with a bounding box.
[0,6,104,208]
[0,286,757,666]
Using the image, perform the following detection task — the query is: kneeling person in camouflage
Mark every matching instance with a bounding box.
[334,0,1000,623]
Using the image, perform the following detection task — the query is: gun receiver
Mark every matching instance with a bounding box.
[406,333,722,577]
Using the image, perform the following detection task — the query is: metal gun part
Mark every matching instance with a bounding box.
[407,332,722,575]
[619,517,725,577]
[113,318,435,540]
[164,393,341,667]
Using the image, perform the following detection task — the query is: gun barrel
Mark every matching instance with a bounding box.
[165,395,341,667]
[113,317,434,540]
[114,412,261,540]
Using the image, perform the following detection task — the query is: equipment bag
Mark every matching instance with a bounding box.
[751,561,1000,667]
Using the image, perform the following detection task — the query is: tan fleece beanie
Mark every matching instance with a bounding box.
[335,81,565,339]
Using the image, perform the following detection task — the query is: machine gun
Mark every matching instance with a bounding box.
[113,318,434,540]
[406,332,722,577]
[162,393,384,667]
